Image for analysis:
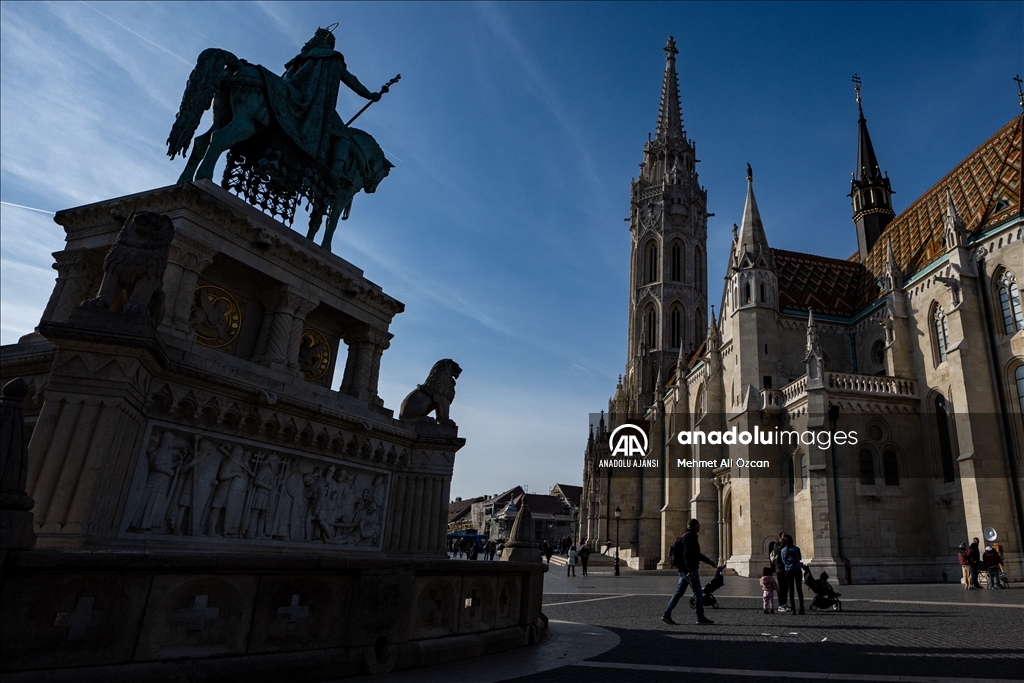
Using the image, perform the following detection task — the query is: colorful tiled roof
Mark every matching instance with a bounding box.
[860,114,1022,303]
[773,248,867,316]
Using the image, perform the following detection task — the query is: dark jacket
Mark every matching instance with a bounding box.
[982,549,1003,569]
[677,530,712,572]
[771,545,786,573]
[781,544,802,571]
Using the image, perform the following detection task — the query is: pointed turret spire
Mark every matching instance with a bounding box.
[805,310,825,387]
[850,74,895,260]
[944,188,967,250]
[733,164,772,268]
[655,37,684,142]
[883,239,902,293]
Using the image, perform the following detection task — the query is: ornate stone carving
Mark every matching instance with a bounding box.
[123,424,389,548]
[191,285,243,348]
[399,359,462,424]
[81,211,175,323]
[299,327,331,381]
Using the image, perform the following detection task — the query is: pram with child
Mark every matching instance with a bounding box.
[802,564,842,611]
[689,565,726,609]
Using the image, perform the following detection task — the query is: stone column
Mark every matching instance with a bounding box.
[160,236,217,338]
[1,378,36,554]
[339,326,392,404]
[27,312,160,548]
[255,286,319,373]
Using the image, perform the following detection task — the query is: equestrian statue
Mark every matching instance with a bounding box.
[167,25,398,250]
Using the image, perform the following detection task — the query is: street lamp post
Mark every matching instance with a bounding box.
[614,506,621,576]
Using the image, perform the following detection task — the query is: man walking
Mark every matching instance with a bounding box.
[662,518,717,625]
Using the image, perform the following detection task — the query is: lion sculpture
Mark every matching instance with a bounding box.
[82,211,175,323]
[399,359,462,424]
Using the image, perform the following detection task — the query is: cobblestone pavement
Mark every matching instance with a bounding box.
[506,564,1024,683]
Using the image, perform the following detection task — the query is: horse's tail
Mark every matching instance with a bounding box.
[167,48,239,159]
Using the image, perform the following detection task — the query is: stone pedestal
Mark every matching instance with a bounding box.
[1,182,464,556]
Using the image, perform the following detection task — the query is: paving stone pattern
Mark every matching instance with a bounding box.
[506,568,1024,683]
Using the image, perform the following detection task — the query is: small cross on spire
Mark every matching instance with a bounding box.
[1015,75,1024,109]
[664,36,678,58]
[852,73,862,105]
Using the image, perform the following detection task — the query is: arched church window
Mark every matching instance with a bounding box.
[760,282,766,303]
[645,306,658,349]
[743,282,751,305]
[997,271,1023,333]
[645,242,659,284]
[883,450,899,486]
[671,242,683,282]
[859,449,875,485]
[1015,366,1024,424]
[670,305,683,348]
[787,458,794,494]
[800,455,809,490]
[935,395,955,483]
[872,340,885,366]
[933,305,950,363]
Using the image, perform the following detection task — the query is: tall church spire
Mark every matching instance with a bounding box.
[622,39,707,414]
[733,164,772,269]
[655,37,684,142]
[850,74,895,260]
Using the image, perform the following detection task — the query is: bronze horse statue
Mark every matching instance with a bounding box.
[167,28,395,250]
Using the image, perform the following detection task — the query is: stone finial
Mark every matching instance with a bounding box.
[804,310,825,389]
[500,502,542,562]
[1,378,37,555]
[943,188,967,250]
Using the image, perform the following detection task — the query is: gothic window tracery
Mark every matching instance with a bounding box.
[670,304,683,348]
[800,454,808,490]
[645,241,659,284]
[695,246,704,292]
[1015,365,1024,425]
[997,270,1023,333]
[644,305,659,349]
[858,449,875,485]
[883,450,900,486]
[932,304,950,363]
[935,395,955,483]
[671,242,683,282]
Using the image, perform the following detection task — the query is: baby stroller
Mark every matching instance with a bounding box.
[802,564,842,611]
[689,565,725,609]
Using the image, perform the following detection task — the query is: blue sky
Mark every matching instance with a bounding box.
[1,2,1020,500]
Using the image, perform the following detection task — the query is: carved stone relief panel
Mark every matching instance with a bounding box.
[121,422,389,550]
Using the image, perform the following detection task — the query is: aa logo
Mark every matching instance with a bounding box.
[608,423,649,457]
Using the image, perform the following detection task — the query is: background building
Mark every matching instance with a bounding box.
[581,40,1024,582]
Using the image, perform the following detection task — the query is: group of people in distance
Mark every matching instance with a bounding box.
[448,537,501,561]
[958,537,1006,589]
[663,522,842,625]
[541,538,592,576]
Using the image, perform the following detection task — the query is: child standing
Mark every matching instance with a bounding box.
[760,567,779,614]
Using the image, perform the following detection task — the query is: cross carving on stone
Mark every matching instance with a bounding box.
[54,596,108,641]
[418,589,445,626]
[173,594,220,633]
[497,587,510,616]
[277,594,311,631]
[463,590,481,618]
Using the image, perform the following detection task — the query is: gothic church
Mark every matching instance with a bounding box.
[581,39,1024,583]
